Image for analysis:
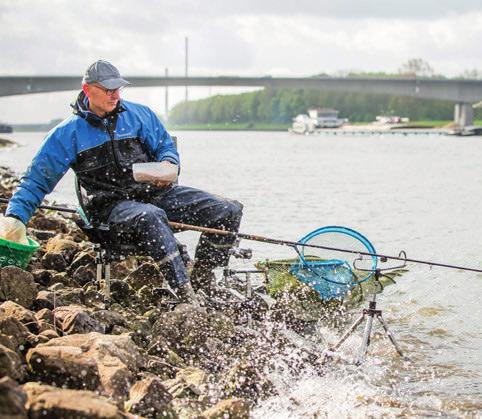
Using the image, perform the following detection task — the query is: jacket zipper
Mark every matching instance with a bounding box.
[104,117,124,172]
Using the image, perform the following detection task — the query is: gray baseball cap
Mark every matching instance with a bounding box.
[82,59,130,89]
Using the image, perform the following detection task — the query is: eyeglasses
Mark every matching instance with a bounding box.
[91,84,124,96]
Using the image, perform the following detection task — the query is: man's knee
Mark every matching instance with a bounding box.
[222,199,243,224]
[135,204,168,229]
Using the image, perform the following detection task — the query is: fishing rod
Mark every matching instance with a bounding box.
[2,196,482,273]
[0,197,77,214]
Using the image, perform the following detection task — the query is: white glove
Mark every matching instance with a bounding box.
[132,161,178,187]
[0,215,28,245]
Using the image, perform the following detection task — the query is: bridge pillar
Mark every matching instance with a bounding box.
[454,102,473,127]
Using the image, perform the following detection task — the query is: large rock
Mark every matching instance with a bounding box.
[45,235,80,264]
[0,266,38,308]
[0,343,27,381]
[0,311,34,354]
[34,308,54,324]
[125,374,176,418]
[52,305,104,335]
[46,271,79,288]
[33,290,64,310]
[162,367,208,399]
[222,360,275,402]
[72,264,96,286]
[0,377,28,419]
[23,382,134,419]
[126,262,163,290]
[33,287,84,310]
[30,213,69,233]
[90,309,128,333]
[152,305,236,358]
[1,301,40,334]
[31,269,57,287]
[201,399,250,419]
[41,252,68,272]
[27,332,146,401]
[69,251,95,273]
[27,344,101,390]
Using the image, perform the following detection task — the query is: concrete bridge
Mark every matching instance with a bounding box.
[1,75,481,126]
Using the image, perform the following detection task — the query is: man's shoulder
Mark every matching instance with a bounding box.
[44,115,81,137]
[121,100,156,117]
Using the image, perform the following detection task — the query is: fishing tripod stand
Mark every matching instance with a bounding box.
[326,268,408,365]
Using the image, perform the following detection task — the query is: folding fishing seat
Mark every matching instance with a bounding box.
[74,137,185,304]
[74,179,189,304]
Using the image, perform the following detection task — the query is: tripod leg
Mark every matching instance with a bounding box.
[330,313,366,352]
[356,313,374,364]
[376,314,408,360]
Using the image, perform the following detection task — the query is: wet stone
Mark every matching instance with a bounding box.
[125,374,175,418]
[126,262,163,290]
[0,376,28,419]
[0,343,27,382]
[30,229,56,241]
[41,252,68,272]
[0,301,39,334]
[0,311,33,354]
[30,214,69,233]
[69,251,95,273]
[72,264,96,286]
[31,269,57,287]
[45,236,80,264]
[47,271,79,288]
[53,305,104,335]
[201,398,251,419]
[0,266,38,309]
[23,382,129,419]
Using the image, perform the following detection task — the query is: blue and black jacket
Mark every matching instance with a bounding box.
[6,91,179,224]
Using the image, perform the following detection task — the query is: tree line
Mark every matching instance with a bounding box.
[169,88,460,124]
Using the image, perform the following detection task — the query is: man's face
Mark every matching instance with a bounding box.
[84,83,121,117]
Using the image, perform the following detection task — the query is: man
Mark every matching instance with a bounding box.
[1,59,243,303]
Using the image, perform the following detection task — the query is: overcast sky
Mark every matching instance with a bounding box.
[1,0,481,123]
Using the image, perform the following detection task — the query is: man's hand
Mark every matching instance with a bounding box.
[0,215,28,245]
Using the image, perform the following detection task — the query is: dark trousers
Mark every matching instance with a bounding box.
[106,185,243,288]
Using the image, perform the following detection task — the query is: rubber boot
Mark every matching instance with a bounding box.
[190,262,217,296]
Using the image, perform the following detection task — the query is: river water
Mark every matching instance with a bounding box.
[1,130,481,417]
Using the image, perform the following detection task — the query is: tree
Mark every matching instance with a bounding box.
[457,69,482,80]
[398,58,434,78]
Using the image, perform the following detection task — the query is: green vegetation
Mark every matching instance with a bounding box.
[166,120,482,131]
[169,88,482,126]
[166,121,289,131]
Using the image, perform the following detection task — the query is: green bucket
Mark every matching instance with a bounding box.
[0,236,40,269]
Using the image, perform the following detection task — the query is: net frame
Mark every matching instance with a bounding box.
[291,226,378,299]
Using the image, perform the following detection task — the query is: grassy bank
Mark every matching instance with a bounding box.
[167,120,482,131]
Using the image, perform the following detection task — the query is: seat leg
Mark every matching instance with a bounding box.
[104,263,111,302]
[94,244,112,305]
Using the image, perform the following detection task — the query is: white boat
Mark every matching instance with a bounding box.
[291,114,316,134]
[291,108,346,134]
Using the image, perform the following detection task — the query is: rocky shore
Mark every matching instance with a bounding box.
[0,166,328,418]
